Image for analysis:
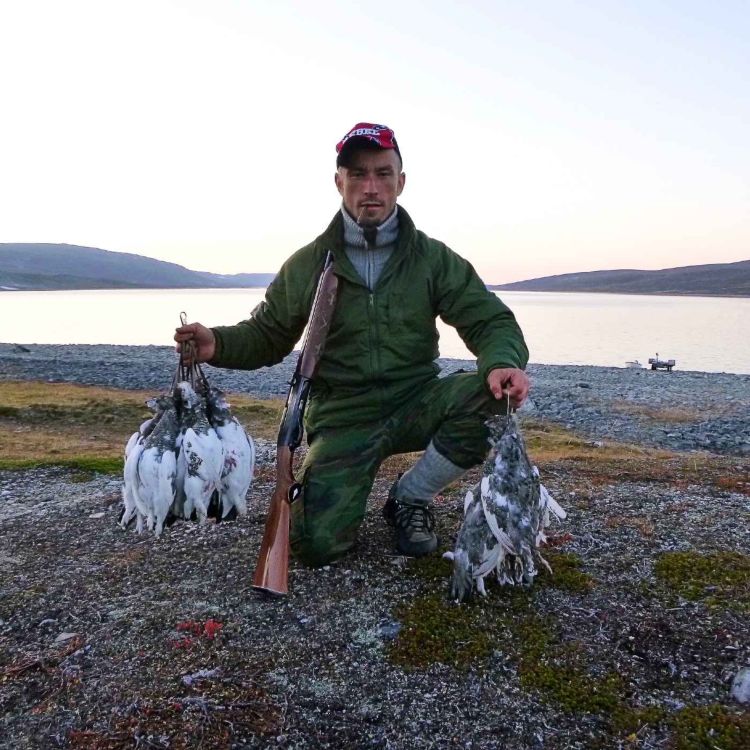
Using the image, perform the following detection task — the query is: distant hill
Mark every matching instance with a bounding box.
[490,259,750,297]
[0,243,276,291]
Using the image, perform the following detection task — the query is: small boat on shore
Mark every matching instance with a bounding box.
[648,353,676,372]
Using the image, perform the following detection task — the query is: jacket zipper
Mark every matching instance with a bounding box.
[369,290,382,365]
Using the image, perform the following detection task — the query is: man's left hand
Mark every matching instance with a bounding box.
[487,368,530,409]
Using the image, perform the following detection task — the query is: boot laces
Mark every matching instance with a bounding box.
[395,501,435,533]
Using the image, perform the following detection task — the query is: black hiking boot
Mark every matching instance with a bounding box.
[383,479,438,557]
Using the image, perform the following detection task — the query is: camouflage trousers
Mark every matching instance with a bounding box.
[289,372,508,567]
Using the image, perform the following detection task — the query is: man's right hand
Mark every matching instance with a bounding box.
[174,323,216,364]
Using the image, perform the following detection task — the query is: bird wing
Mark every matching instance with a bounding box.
[124,431,140,460]
[479,479,515,554]
[182,428,224,483]
[540,482,566,520]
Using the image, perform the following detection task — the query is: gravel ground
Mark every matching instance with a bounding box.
[1,343,749,748]
[1,343,749,456]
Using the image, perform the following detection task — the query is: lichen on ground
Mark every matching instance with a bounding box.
[654,550,750,611]
[2,381,749,748]
[669,704,750,750]
[391,532,749,745]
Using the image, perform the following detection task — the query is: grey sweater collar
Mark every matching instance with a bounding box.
[341,206,399,249]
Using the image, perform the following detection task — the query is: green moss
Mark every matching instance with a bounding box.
[389,581,664,738]
[538,551,595,593]
[405,553,454,581]
[669,704,750,750]
[517,620,665,734]
[521,659,623,714]
[611,706,665,737]
[654,551,750,610]
[388,591,502,670]
[393,551,750,745]
[0,456,123,474]
[515,612,626,718]
[513,608,553,660]
[397,552,595,676]
[408,549,593,593]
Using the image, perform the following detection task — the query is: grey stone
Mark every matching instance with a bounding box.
[54,632,79,644]
[378,621,401,640]
[181,667,220,686]
[731,667,750,703]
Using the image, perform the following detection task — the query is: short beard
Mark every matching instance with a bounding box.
[356,207,379,228]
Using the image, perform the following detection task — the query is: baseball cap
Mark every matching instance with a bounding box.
[336,122,401,166]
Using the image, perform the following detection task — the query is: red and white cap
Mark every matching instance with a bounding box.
[336,122,401,161]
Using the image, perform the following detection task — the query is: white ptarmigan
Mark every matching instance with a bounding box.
[133,395,180,536]
[206,387,255,519]
[121,395,171,532]
[175,381,224,524]
[444,414,566,600]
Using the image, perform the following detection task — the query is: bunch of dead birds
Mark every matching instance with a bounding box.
[120,356,255,536]
[444,414,567,601]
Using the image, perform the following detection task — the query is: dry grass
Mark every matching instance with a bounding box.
[1,382,747,498]
[381,420,667,475]
[522,419,672,463]
[610,401,703,423]
[376,419,750,499]
[0,380,283,468]
[550,451,750,497]
[519,419,750,497]
[604,514,655,537]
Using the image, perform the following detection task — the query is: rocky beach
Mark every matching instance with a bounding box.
[1,343,748,456]
[1,343,748,749]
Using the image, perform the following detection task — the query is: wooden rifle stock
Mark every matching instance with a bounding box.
[252,253,338,595]
[251,446,294,595]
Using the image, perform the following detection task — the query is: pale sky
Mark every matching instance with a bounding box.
[1,0,748,283]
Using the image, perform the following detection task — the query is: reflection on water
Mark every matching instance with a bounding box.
[1,288,748,374]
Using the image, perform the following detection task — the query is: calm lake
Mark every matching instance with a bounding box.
[1,289,748,374]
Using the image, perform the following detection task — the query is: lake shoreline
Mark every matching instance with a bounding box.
[489,287,750,299]
[3,284,749,298]
[1,342,748,456]
[2,289,749,373]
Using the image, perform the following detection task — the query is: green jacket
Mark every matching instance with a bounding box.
[211,206,528,430]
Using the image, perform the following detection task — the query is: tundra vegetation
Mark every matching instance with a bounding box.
[0,381,282,472]
[0,381,748,748]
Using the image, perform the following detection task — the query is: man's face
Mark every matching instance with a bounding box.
[335,148,405,227]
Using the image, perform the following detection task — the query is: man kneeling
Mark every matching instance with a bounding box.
[175,121,529,566]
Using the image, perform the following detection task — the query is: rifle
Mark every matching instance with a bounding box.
[252,251,339,595]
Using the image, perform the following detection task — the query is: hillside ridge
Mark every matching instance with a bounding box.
[491,258,750,297]
[0,243,275,290]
